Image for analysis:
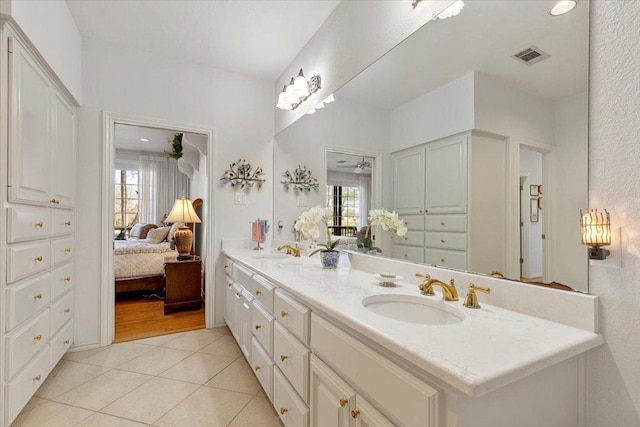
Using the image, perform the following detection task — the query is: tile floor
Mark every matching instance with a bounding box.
[13,327,283,427]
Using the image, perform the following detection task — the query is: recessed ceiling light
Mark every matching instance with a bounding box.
[140,138,150,142]
[550,0,577,16]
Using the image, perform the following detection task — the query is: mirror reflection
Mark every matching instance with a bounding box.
[274,0,589,292]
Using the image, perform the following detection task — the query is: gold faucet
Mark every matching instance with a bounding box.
[489,270,505,278]
[416,273,459,301]
[277,244,301,257]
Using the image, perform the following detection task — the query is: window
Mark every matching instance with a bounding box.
[114,169,140,230]
[326,185,360,235]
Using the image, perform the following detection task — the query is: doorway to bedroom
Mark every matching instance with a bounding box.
[111,122,208,342]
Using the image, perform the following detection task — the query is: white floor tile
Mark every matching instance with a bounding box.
[101,377,199,424]
[11,401,93,427]
[80,342,155,368]
[132,332,185,347]
[159,352,235,384]
[62,347,105,362]
[35,360,111,399]
[119,346,193,376]
[160,329,224,352]
[198,335,242,358]
[206,359,261,395]
[155,386,252,427]
[228,395,282,427]
[73,412,149,427]
[53,369,152,411]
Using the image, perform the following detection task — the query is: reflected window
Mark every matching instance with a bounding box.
[326,185,360,236]
[114,169,140,235]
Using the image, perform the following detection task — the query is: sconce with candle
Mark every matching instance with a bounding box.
[580,209,611,260]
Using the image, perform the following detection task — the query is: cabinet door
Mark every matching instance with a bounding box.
[51,92,75,208]
[310,355,355,427]
[392,147,425,215]
[239,290,254,359]
[425,135,468,214]
[352,395,395,427]
[8,38,53,205]
[226,281,240,340]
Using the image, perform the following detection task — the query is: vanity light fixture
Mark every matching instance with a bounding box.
[276,69,321,111]
[323,94,335,104]
[220,159,265,189]
[550,0,577,16]
[580,209,611,260]
[281,165,319,192]
[315,101,325,110]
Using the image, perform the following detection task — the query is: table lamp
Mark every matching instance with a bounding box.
[166,198,202,259]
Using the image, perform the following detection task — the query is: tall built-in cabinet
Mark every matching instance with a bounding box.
[392,132,507,274]
[1,23,76,426]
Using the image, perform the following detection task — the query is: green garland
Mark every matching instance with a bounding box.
[166,133,183,159]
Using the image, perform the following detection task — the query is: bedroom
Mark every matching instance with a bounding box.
[112,123,208,341]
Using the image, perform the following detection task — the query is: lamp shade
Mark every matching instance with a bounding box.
[293,69,310,98]
[580,209,610,246]
[166,198,202,224]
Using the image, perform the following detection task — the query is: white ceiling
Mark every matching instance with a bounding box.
[115,124,205,155]
[326,152,373,176]
[66,0,340,81]
[339,0,589,109]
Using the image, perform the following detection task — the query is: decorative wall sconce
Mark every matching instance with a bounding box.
[580,209,611,260]
[281,165,319,192]
[220,159,265,188]
[276,69,321,111]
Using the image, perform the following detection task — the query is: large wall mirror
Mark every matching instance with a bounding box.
[274,1,589,292]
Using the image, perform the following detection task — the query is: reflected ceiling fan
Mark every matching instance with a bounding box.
[336,157,372,174]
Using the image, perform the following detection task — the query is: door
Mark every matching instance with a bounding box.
[51,92,75,208]
[425,135,468,214]
[310,355,355,427]
[392,147,425,215]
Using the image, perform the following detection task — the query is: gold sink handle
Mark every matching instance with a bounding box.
[415,273,434,296]
[463,283,491,309]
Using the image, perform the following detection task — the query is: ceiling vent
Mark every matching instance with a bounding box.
[512,46,550,66]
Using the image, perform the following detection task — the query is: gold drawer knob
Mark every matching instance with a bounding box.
[254,366,261,371]
[34,334,42,341]
[34,293,43,300]
[64,277,71,282]
[441,222,445,226]
[441,239,445,243]
[64,339,71,345]
[280,408,288,415]
[280,355,288,362]
[404,253,408,257]
[441,258,445,263]
[35,256,43,262]
[339,398,349,407]
[35,222,44,228]
[255,290,262,296]
[65,221,72,226]
[34,375,42,381]
[235,292,242,297]
[351,409,360,419]
[65,248,71,253]
[280,311,288,318]
[64,308,71,313]
[227,283,232,287]
[255,325,262,330]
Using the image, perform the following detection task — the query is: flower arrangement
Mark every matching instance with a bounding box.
[294,205,340,256]
[166,133,184,159]
[358,208,408,252]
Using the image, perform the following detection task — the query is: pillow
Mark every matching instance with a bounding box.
[129,223,158,239]
[145,226,171,244]
[168,222,185,242]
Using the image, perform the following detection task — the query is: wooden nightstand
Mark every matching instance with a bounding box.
[163,256,202,315]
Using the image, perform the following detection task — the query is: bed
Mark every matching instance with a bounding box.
[114,239,178,293]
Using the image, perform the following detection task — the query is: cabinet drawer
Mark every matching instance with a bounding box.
[252,274,275,313]
[6,345,51,425]
[6,272,51,331]
[400,214,425,230]
[395,230,424,247]
[232,263,254,288]
[50,321,73,369]
[50,292,73,337]
[392,245,424,263]
[274,367,309,427]
[51,263,73,301]
[51,237,73,267]
[424,248,467,270]
[425,214,467,232]
[7,241,51,283]
[274,289,310,344]
[252,300,274,357]
[223,257,234,278]
[251,337,274,401]
[425,232,467,251]
[274,322,310,403]
[6,309,50,379]
[7,206,50,243]
[311,314,439,427]
[51,210,74,236]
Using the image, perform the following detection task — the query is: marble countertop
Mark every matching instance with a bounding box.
[223,247,604,397]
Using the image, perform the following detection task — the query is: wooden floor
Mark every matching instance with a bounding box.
[114,292,205,343]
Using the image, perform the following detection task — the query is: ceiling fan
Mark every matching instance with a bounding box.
[336,157,372,174]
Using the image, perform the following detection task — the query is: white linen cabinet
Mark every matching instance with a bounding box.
[392,132,507,274]
[1,23,76,427]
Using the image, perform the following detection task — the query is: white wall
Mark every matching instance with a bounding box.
[587,2,640,425]
[7,0,82,103]
[389,73,475,152]
[520,148,543,278]
[75,39,274,345]
[275,0,456,133]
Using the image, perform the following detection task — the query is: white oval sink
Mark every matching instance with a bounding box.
[363,294,465,325]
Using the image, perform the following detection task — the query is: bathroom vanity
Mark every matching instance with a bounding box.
[222,243,602,427]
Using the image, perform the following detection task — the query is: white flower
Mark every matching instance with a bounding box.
[295,205,335,251]
[368,209,407,238]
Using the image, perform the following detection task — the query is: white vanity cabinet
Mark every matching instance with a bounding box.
[392,132,507,274]
[1,24,76,427]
